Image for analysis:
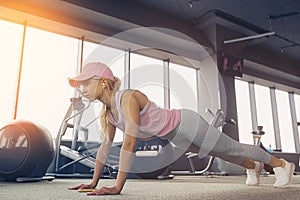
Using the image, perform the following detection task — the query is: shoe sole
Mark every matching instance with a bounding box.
[289,163,295,185]
[274,162,295,188]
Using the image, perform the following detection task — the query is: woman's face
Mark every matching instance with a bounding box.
[79,78,102,101]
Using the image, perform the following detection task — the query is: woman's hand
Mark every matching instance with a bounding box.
[68,183,95,190]
[87,185,121,195]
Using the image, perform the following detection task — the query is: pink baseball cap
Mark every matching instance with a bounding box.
[68,62,114,87]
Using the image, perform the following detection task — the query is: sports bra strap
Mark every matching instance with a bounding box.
[115,90,126,124]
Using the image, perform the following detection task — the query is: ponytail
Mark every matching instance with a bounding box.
[100,77,121,142]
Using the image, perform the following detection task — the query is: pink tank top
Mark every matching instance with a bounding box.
[107,90,181,138]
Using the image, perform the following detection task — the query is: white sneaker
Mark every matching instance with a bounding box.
[273,159,295,188]
[246,161,264,186]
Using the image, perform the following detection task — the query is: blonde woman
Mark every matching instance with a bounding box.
[68,62,294,195]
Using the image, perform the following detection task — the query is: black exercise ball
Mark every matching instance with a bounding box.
[0,120,55,181]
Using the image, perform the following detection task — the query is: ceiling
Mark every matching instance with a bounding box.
[133,0,300,52]
[128,0,300,70]
[1,0,299,89]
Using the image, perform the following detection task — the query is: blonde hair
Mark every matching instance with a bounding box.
[100,76,121,142]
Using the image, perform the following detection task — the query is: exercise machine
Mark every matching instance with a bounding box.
[47,96,115,178]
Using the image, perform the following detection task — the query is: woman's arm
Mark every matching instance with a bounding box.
[88,90,140,195]
[91,122,116,187]
[69,117,116,191]
[115,90,140,191]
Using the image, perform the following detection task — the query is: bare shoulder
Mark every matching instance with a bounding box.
[121,89,148,110]
[122,89,147,100]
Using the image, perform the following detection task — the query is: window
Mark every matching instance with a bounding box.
[0,19,23,125]
[255,85,275,149]
[169,63,197,112]
[16,26,78,139]
[235,79,253,144]
[235,78,298,152]
[276,89,295,152]
[130,53,164,107]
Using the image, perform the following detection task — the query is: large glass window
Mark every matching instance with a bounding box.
[16,26,78,139]
[169,63,197,112]
[236,78,298,152]
[276,89,295,152]
[255,85,275,149]
[235,79,253,144]
[0,20,23,125]
[130,53,164,107]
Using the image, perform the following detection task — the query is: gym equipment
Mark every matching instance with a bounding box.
[48,96,106,178]
[0,120,55,182]
[131,137,174,179]
[49,95,174,179]
[252,126,265,146]
[172,108,236,176]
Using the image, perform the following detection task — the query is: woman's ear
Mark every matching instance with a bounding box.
[101,79,108,89]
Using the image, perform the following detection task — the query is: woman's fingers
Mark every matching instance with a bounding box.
[68,184,91,190]
[68,185,82,190]
[87,186,119,196]
[87,187,108,195]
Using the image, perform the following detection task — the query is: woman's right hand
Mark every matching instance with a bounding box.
[68,183,95,190]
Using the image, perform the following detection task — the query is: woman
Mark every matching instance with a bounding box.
[68,62,295,195]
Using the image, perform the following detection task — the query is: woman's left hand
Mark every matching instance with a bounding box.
[87,185,121,196]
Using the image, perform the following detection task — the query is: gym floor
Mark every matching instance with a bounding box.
[1,175,300,200]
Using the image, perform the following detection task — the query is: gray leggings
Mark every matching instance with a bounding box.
[164,109,271,165]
